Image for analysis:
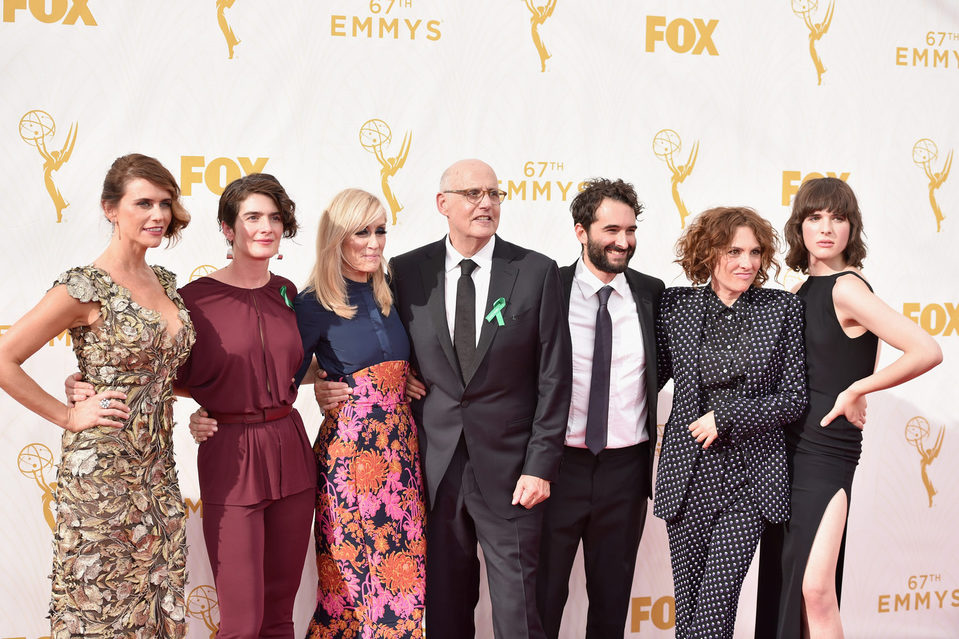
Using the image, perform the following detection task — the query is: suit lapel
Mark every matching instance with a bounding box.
[560,262,575,308]
[626,271,658,398]
[419,241,462,380]
[465,239,519,386]
[740,288,763,392]
[677,287,706,392]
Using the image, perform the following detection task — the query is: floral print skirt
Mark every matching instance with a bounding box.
[306,360,426,639]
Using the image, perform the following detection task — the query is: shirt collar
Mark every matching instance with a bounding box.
[703,283,749,316]
[573,257,629,300]
[445,235,495,274]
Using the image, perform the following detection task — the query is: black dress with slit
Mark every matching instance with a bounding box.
[756,271,878,638]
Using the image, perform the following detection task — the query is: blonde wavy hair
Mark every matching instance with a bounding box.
[303,188,393,319]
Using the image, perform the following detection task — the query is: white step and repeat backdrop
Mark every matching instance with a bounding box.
[1,1,956,637]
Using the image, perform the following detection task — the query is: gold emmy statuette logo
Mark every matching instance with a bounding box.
[524,0,557,72]
[780,269,808,292]
[187,585,220,639]
[905,416,944,507]
[19,109,77,223]
[18,443,57,532]
[216,0,240,59]
[359,119,411,225]
[190,265,219,282]
[913,138,952,233]
[792,0,835,85]
[653,128,699,228]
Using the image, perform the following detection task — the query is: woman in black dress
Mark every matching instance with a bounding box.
[756,178,941,638]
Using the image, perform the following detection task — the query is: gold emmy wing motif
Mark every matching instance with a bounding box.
[19,109,77,223]
[18,442,57,532]
[524,0,558,72]
[187,585,221,639]
[190,264,219,282]
[905,416,945,508]
[653,128,699,229]
[359,118,411,225]
[216,0,240,59]
[913,138,952,233]
[792,0,835,85]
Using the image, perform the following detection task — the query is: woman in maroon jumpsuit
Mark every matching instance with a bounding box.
[177,174,316,638]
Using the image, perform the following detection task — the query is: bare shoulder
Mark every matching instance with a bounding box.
[831,271,875,314]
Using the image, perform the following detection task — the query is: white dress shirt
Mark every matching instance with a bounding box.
[566,258,648,448]
[444,235,495,346]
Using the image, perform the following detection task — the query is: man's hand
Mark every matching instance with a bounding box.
[313,368,352,411]
[511,474,550,509]
[406,372,427,401]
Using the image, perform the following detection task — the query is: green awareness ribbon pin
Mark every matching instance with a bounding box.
[485,297,506,326]
[279,285,294,310]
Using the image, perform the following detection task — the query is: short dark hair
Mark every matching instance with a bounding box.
[784,177,866,273]
[570,178,643,229]
[217,173,299,239]
[100,153,189,241]
[676,206,781,287]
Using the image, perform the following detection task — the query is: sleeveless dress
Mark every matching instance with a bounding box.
[50,266,195,639]
[295,280,426,639]
[756,271,878,639]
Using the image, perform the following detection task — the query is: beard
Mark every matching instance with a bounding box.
[585,237,635,274]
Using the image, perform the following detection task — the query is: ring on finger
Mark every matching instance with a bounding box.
[98,398,111,409]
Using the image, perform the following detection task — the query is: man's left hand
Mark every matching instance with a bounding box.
[511,474,550,509]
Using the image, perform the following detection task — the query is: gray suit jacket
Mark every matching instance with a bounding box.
[390,236,572,519]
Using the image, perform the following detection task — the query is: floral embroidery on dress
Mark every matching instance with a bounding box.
[49,265,195,639]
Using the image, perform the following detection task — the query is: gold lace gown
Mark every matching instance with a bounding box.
[49,266,195,639]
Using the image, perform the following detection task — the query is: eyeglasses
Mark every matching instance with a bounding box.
[443,188,508,204]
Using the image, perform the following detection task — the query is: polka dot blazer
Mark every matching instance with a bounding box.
[653,286,807,523]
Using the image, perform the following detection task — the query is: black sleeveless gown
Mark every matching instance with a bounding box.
[756,271,878,638]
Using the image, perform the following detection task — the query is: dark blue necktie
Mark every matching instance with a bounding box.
[586,285,613,455]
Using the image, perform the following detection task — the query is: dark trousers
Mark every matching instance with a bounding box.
[666,478,765,639]
[425,438,546,639]
[537,443,650,639]
[202,487,315,639]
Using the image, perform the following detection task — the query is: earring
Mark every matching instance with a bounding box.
[226,245,233,260]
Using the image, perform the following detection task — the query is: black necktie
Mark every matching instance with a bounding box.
[454,259,478,380]
[586,285,613,455]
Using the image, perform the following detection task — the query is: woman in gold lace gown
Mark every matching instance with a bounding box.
[0,154,194,638]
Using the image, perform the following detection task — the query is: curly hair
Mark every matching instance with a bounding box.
[784,177,866,273]
[569,178,644,229]
[217,173,299,240]
[100,153,190,241]
[675,206,781,287]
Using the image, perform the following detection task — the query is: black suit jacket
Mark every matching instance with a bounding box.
[390,236,572,520]
[653,286,807,524]
[559,262,664,493]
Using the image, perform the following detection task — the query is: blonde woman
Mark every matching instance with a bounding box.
[295,189,426,638]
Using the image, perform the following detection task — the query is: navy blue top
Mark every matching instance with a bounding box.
[294,279,410,384]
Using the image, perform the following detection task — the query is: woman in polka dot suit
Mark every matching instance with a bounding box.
[654,206,808,639]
